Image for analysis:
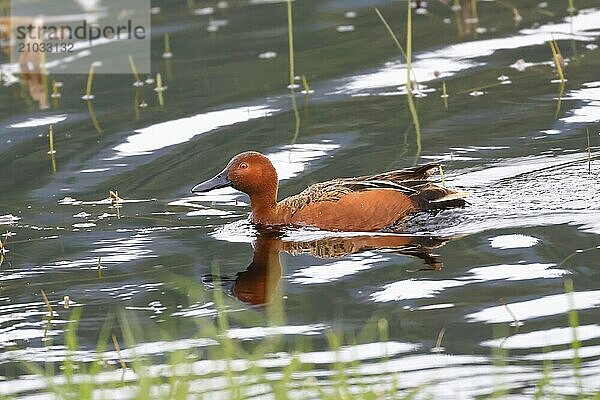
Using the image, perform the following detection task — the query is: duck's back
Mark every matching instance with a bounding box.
[278,162,467,231]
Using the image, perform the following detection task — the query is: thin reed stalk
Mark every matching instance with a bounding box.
[156,73,164,106]
[555,80,565,118]
[287,0,301,144]
[403,2,421,163]
[86,100,102,133]
[534,346,554,399]
[564,279,582,395]
[128,55,141,84]
[40,289,54,318]
[163,33,172,58]
[373,6,421,160]
[48,125,56,173]
[549,40,565,82]
[286,0,295,88]
[375,8,408,60]
[438,165,446,188]
[211,262,239,399]
[587,128,591,173]
[374,8,419,88]
[406,2,412,93]
[111,334,127,371]
[471,0,478,22]
[51,80,60,109]
[301,75,310,93]
[85,64,95,99]
[434,327,446,350]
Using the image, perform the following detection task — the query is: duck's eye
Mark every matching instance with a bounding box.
[239,162,249,169]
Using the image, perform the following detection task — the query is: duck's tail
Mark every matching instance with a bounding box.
[410,183,469,211]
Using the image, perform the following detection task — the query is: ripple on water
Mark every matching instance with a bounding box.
[438,152,600,235]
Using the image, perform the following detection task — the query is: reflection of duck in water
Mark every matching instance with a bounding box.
[204,232,452,306]
[192,152,467,232]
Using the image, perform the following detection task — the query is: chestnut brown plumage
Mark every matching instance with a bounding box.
[192,151,467,231]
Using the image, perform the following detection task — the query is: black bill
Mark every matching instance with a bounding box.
[191,169,231,193]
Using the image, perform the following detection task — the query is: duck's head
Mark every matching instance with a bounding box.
[191,151,278,198]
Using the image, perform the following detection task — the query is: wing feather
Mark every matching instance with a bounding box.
[279,162,466,215]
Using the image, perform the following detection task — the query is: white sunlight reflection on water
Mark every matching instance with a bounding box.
[372,279,467,302]
[561,81,600,123]
[9,114,67,128]
[372,263,569,303]
[291,251,390,285]
[481,324,600,349]
[226,324,326,339]
[113,105,278,157]
[489,234,540,249]
[0,214,20,225]
[339,8,600,94]
[466,291,600,323]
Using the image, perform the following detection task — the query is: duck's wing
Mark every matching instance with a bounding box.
[281,163,439,204]
[345,162,469,210]
[280,177,425,212]
[280,162,467,214]
[279,180,356,212]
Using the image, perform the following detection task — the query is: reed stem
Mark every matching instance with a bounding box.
[438,165,446,188]
[374,8,408,60]
[406,1,412,94]
[586,128,591,173]
[40,289,54,318]
[549,40,565,82]
[128,55,140,83]
[442,80,448,109]
[85,64,95,98]
[164,33,171,54]
[301,75,310,93]
[564,279,582,394]
[111,334,127,371]
[156,73,164,106]
[286,0,295,88]
[49,125,56,173]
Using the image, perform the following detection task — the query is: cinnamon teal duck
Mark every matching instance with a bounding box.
[191,151,467,231]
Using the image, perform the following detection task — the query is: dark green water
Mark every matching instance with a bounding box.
[1,0,600,397]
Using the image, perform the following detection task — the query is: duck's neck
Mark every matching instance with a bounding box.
[249,186,279,224]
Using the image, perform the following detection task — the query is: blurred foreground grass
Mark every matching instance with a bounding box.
[0,278,596,400]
